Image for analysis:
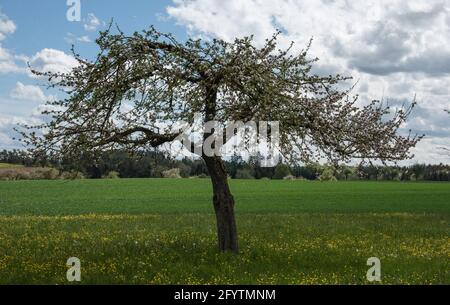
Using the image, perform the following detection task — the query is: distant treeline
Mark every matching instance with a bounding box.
[1,149,450,181]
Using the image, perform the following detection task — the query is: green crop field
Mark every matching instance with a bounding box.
[0,179,449,284]
[0,163,23,169]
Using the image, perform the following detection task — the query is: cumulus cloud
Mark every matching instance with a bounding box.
[0,46,23,74]
[65,13,103,44]
[0,10,74,150]
[0,117,20,148]
[0,10,23,74]
[76,35,92,43]
[0,114,41,149]
[28,48,78,76]
[10,82,50,102]
[406,137,450,165]
[167,1,450,74]
[65,33,92,44]
[83,13,103,31]
[167,0,450,164]
[0,97,60,149]
[0,10,16,41]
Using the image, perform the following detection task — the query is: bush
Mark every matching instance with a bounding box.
[0,169,17,181]
[103,171,120,179]
[0,167,60,180]
[2,169,13,180]
[162,168,182,179]
[272,164,291,180]
[283,175,296,180]
[152,165,169,178]
[235,169,255,179]
[61,171,85,180]
[16,170,32,180]
[319,168,337,181]
[39,168,60,180]
[178,163,191,178]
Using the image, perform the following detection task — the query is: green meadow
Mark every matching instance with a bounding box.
[0,163,23,169]
[0,179,448,284]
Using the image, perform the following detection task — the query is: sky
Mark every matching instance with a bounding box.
[0,0,449,164]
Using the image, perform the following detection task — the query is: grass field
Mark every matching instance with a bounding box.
[0,163,23,169]
[0,179,449,284]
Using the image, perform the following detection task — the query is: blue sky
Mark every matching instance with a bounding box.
[0,0,185,97]
[0,0,449,163]
[0,0,189,149]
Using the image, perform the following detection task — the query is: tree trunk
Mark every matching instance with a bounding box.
[203,155,238,253]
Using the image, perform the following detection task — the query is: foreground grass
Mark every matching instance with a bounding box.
[0,179,449,284]
[1,179,449,215]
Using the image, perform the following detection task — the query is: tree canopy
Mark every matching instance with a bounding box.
[21,25,421,165]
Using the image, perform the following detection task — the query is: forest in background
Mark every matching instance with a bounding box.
[1,149,450,181]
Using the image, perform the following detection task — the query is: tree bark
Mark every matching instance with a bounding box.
[203,155,239,253]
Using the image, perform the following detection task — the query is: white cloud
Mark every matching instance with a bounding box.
[83,13,102,31]
[28,48,78,76]
[30,103,62,118]
[0,10,65,149]
[77,35,91,43]
[10,82,49,102]
[167,0,450,164]
[0,114,41,149]
[0,97,61,149]
[167,0,450,74]
[0,45,10,61]
[0,10,22,74]
[0,10,16,41]
[65,33,92,44]
[406,137,450,165]
[0,114,35,127]
[0,48,23,74]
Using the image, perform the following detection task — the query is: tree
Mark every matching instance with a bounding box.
[318,167,337,181]
[339,165,356,181]
[445,110,450,155]
[20,25,421,253]
[272,164,292,179]
[235,168,255,179]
